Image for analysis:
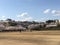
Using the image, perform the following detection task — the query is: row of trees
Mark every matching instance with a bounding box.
[1,18,60,31]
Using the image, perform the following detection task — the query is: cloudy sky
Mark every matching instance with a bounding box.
[0,0,60,21]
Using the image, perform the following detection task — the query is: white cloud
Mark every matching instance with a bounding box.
[21,17,33,21]
[40,17,48,22]
[43,9,50,14]
[17,12,28,18]
[51,10,60,16]
[2,16,5,18]
[43,9,60,16]
[34,20,39,22]
[0,16,6,20]
[51,10,56,14]
[17,12,33,21]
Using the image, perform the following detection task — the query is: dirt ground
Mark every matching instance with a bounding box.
[0,31,60,45]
